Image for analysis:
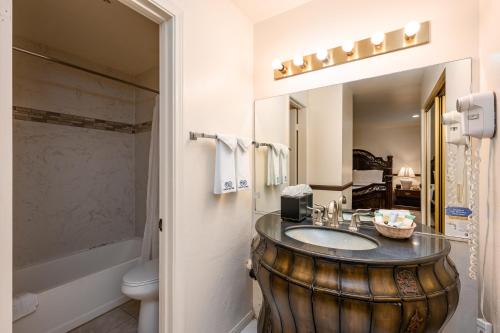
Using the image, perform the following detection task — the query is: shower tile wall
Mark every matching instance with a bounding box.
[13,50,153,268]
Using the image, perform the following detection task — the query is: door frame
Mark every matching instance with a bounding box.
[0,1,184,332]
[421,70,446,233]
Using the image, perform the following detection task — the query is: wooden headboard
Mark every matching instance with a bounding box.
[353,149,393,180]
[352,149,394,209]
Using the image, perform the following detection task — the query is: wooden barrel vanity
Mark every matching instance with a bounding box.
[251,214,460,333]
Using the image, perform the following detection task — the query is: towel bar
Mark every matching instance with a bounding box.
[189,131,290,150]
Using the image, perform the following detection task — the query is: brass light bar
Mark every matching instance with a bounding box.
[273,21,430,80]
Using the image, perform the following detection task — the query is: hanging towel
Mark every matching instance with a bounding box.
[13,293,38,322]
[266,144,281,186]
[277,144,289,184]
[214,134,237,194]
[236,137,252,191]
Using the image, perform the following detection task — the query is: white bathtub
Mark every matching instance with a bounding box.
[13,238,141,333]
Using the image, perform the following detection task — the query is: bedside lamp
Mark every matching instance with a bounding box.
[398,167,415,190]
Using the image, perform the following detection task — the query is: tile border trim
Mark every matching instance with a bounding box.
[13,106,152,134]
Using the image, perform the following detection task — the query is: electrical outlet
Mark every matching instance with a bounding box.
[477,318,492,333]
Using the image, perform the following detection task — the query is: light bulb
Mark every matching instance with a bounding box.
[316,49,329,62]
[412,114,420,118]
[272,58,285,72]
[371,32,385,46]
[293,55,305,67]
[342,40,355,55]
[404,21,420,38]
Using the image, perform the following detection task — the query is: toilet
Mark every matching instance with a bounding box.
[121,258,159,333]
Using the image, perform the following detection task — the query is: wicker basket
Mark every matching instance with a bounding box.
[374,221,416,239]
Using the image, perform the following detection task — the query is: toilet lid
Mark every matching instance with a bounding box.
[123,258,159,287]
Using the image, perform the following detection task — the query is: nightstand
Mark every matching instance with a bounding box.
[394,188,421,207]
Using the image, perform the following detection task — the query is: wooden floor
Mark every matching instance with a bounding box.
[68,300,140,333]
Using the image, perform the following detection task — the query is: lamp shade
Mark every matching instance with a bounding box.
[398,167,415,177]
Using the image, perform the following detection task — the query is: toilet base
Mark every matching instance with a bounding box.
[138,299,159,333]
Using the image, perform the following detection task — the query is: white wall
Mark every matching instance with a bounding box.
[253,1,479,332]
[254,0,478,99]
[478,0,500,330]
[0,0,13,328]
[307,84,353,205]
[171,0,254,332]
[254,95,289,213]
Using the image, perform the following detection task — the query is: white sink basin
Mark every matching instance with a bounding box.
[285,228,378,250]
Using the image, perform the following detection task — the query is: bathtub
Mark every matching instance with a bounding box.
[13,238,141,333]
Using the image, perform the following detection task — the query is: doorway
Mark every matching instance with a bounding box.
[423,72,446,233]
[288,97,306,186]
[0,0,181,332]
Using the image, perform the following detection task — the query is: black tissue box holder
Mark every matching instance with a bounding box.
[281,193,313,222]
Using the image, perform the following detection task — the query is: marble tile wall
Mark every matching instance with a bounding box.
[13,50,154,268]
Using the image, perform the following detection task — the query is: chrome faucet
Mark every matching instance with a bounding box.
[349,209,371,232]
[308,204,328,226]
[337,195,346,222]
[327,200,340,228]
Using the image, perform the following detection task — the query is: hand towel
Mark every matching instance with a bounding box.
[276,144,289,184]
[236,137,252,191]
[13,293,38,322]
[214,134,237,194]
[266,144,281,186]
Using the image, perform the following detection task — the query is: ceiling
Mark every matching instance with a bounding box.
[347,68,426,127]
[13,0,159,76]
[231,0,313,23]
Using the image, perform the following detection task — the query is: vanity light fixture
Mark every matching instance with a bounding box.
[316,49,329,62]
[273,21,430,80]
[371,32,385,47]
[292,55,307,68]
[341,40,355,55]
[412,114,420,118]
[404,21,421,39]
[272,58,287,73]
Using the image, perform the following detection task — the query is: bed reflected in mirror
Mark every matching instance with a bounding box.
[254,58,471,238]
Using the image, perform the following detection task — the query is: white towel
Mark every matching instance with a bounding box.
[236,137,252,191]
[267,144,281,186]
[13,293,38,322]
[214,134,237,194]
[276,144,289,184]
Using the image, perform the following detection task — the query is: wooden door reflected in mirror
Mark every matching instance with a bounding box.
[423,72,446,233]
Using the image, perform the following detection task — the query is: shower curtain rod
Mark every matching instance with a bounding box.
[13,47,159,94]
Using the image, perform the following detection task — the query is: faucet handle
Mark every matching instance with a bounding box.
[349,213,360,232]
[309,207,325,226]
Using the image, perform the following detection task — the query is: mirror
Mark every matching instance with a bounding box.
[254,58,471,238]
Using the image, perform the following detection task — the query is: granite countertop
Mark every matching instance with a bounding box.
[255,213,451,265]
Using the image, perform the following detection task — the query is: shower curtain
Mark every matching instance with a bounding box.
[141,96,159,261]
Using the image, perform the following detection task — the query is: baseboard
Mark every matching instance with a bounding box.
[48,296,130,333]
[229,311,254,333]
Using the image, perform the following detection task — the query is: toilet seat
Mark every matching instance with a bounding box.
[122,258,159,287]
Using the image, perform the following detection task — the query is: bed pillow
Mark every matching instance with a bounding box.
[353,169,384,186]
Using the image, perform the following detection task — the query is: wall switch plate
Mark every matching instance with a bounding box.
[477,318,493,333]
